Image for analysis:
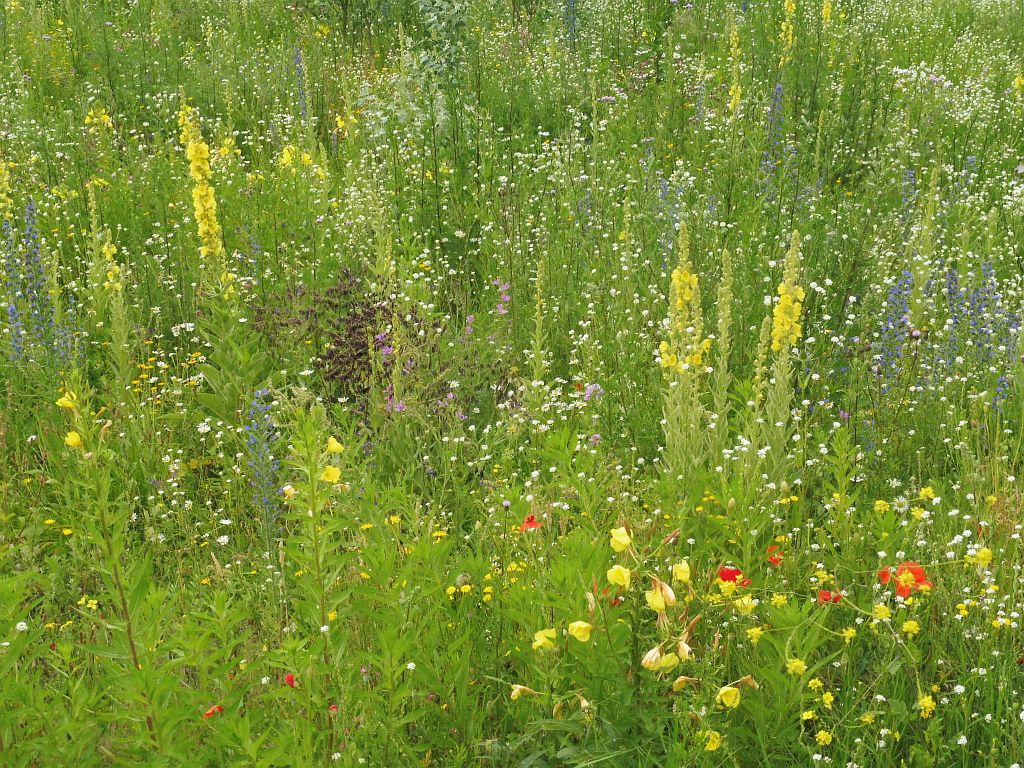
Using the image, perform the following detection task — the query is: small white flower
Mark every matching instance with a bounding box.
[406,662,416,671]
[15,621,28,632]
[216,535,229,545]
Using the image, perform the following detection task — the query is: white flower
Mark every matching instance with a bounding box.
[15,621,28,632]
[216,535,229,545]
[406,662,416,671]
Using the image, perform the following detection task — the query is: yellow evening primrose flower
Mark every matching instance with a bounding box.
[641,646,664,671]
[56,390,78,410]
[320,465,341,483]
[326,436,344,453]
[704,730,722,751]
[786,658,807,676]
[64,431,83,449]
[567,621,593,643]
[672,560,691,583]
[609,526,632,552]
[716,686,741,709]
[657,652,680,672]
[607,564,631,589]
[646,588,666,613]
[532,628,557,651]
[510,684,538,700]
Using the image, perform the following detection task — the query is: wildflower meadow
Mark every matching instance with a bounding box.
[2,0,1024,765]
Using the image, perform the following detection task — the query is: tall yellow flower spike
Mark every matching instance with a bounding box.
[771,230,805,353]
[178,102,232,297]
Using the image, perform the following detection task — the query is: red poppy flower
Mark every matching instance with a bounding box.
[878,561,933,598]
[817,589,841,604]
[328,704,339,713]
[766,546,783,567]
[203,705,223,719]
[284,673,296,688]
[718,565,743,582]
[520,514,542,532]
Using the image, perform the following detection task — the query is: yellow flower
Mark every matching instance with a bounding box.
[672,560,691,583]
[64,431,83,449]
[326,436,344,453]
[645,577,676,613]
[716,685,741,709]
[672,675,700,692]
[872,604,891,621]
[901,620,921,638]
[841,627,857,643]
[609,526,632,552]
[821,691,835,709]
[657,652,680,672]
[786,658,807,676]
[704,730,722,751]
[873,499,891,514]
[567,621,593,643]
[281,484,296,499]
[745,626,764,645]
[320,465,341,483]
[55,390,78,410]
[967,547,993,568]
[733,595,755,615]
[919,486,936,501]
[815,730,833,746]
[646,588,666,613]
[808,678,824,692]
[640,646,663,671]
[510,684,538,700]
[532,628,557,651]
[917,694,936,718]
[607,565,631,589]
[770,593,789,608]
[801,710,816,721]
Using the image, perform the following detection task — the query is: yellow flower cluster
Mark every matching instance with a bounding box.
[771,231,805,353]
[821,0,832,26]
[728,26,742,114]
[779,0,796,67]
[84,107,113,134]
[178,104,230,295]
[0,157,12,219]
[101,241,123,292]
[659,259,711,374]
